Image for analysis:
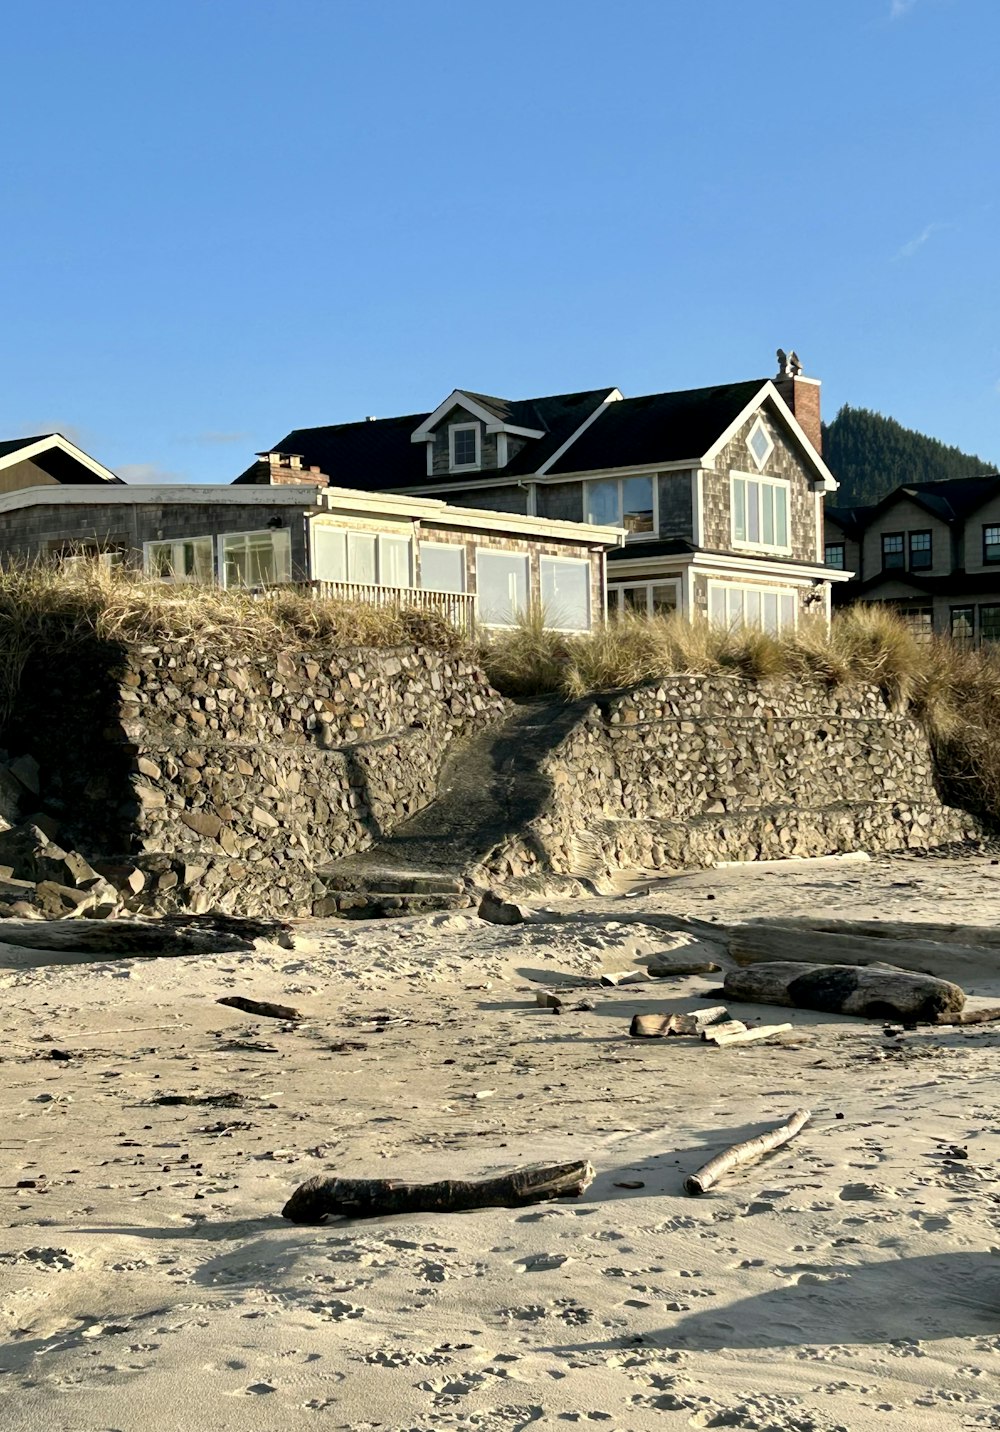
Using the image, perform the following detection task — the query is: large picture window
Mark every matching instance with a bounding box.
[708,581,797,634]
[221,529,291,587]
[476,549,528,626]
[731,473,789,552]
[312,527,412,588]
[145,537,214,583]
[585,475,655,536]
[419,542,465,593]
[540,556,590,631]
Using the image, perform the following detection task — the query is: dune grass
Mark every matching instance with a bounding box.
[479,603,1000,828]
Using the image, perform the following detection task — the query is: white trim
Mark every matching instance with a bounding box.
[730,470,792,556]
[585,472,657,541]
[609,548,853,583]
[702,381,838,493]
[746,414,774,471]
[411,390,543,442]
[449,422,481,472]
[525,482,538,517]
[496,432,508,468]
[682,563,694,618]
[536,389,623,476]
[814,490,823,563]
[425,439,434,477]
[707,578,799,633]
[0,433,119,483]
[539,553,592,632]
[0,483,318,515]
[693,468,705,547]
[143,534,216,583]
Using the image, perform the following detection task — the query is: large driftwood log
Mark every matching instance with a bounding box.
[685,1109,811,1195]
[724,961,964,1022]
[744,917,1000,950]
[728,924,993,985]
[282,1160,595,1224]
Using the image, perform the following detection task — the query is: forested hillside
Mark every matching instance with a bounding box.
[822,405,995,508]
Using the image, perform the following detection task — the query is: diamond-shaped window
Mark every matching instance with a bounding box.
[748,419,773,470]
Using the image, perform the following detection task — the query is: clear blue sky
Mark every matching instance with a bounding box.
[2,0,997,483]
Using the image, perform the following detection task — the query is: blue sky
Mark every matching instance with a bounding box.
[2,0,997,483]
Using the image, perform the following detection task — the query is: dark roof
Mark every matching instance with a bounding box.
[825,503,876,536]
[244,381,776,492]
[544,380,767,475]
[0,435,50,460]
[833,569,1000,602]
[868,475,1000,525]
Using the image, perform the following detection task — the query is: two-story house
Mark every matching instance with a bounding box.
[825,474,1000,643]
[252,353,850,631]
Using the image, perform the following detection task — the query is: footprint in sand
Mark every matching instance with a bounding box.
[837,1182,899,1201]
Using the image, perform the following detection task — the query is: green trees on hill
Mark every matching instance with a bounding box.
[822,405,995,508]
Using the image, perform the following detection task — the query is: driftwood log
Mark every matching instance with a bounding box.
[936,1005,1000,1026]
[723,961,964,1022]
[629,1006,729,1039]
[216,995,302,1022]
[743,917,1000,950]
[282,1160,595,1224]
[685,1108,811,1195]
[648,957,722,977]
[728,924,991,986]
[704,1022,793,1047]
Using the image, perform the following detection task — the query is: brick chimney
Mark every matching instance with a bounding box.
[773,350,822,456]
[245,451,330,487]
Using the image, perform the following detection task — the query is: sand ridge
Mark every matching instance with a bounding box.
[1,853,1000,1430]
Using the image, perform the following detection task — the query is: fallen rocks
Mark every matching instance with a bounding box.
[723,961,965,1022]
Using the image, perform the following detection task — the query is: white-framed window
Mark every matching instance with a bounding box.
[449,423,480,471]
[707,580,797,634]
[610,580,680,618]
[476,549,528,627]
[540,556,591,632]
[221,528,292,587]
[145,536,214,583]
[419,541,466,594]
[584,475,656,538]
[731,472,790,554]
[312,526,413,588]
[746,415,774,471]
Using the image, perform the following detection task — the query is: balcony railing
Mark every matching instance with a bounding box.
[286,579,478,634]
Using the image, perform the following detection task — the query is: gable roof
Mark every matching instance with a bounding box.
[876,475,1000,524]
[0,433,121,485]
[246,377,835,492]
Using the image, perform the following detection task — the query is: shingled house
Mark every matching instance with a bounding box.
[249,353,849,631]
[825,473,1000,644]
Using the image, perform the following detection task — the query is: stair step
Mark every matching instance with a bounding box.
[318,865,465,896]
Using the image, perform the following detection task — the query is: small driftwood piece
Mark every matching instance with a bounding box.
[684,1108,811,1195]
[704,1022,793,1047]
[282,1159,595,1224]
[936,1005,1000,1027]
[216,995,302,1022]
[600,969,650,987]
[629,1006,729,1039]
[723,962,964,1022]
[700,1019,747,1041]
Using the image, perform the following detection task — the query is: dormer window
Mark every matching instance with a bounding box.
[450,423,480,471]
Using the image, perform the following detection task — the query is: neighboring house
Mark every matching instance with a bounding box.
[250,353,850,631]
[825,474,1000,644]
[0,442,621,634]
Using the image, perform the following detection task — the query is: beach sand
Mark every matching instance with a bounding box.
[2,852,1000,1431]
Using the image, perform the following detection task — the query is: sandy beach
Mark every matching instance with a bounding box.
[2,852,1000,1431]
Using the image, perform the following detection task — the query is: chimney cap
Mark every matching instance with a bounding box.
[365,415,378,422]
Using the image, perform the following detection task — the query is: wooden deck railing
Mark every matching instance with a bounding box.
[284,579,478,634]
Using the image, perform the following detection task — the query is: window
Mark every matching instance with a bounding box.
[825,542,845,569]
[909,531,932,570]
[708,581,797,634]
[951,607,975,646]
[984,526,1000,564]
[449,424,480,471]
[981,605,1000,643]
[584,475,655,537]
[881,533,905,570]
[898,605,934,643]
[731,473,789,552]
[611,581,680,618]
[311,526,413,588]
[54,544,123,572]
[540,557,590,631]
[476,549,528,626]
[746,416,774,471]
[145,537,214,583]
[221,529,291,587]
[419,542,465,593]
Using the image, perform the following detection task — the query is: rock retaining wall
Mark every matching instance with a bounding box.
[476,676,980,884]
[2,637,507,916]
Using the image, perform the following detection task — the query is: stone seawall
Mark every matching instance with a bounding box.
[476,677,980,884]
[2,637,507,916]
